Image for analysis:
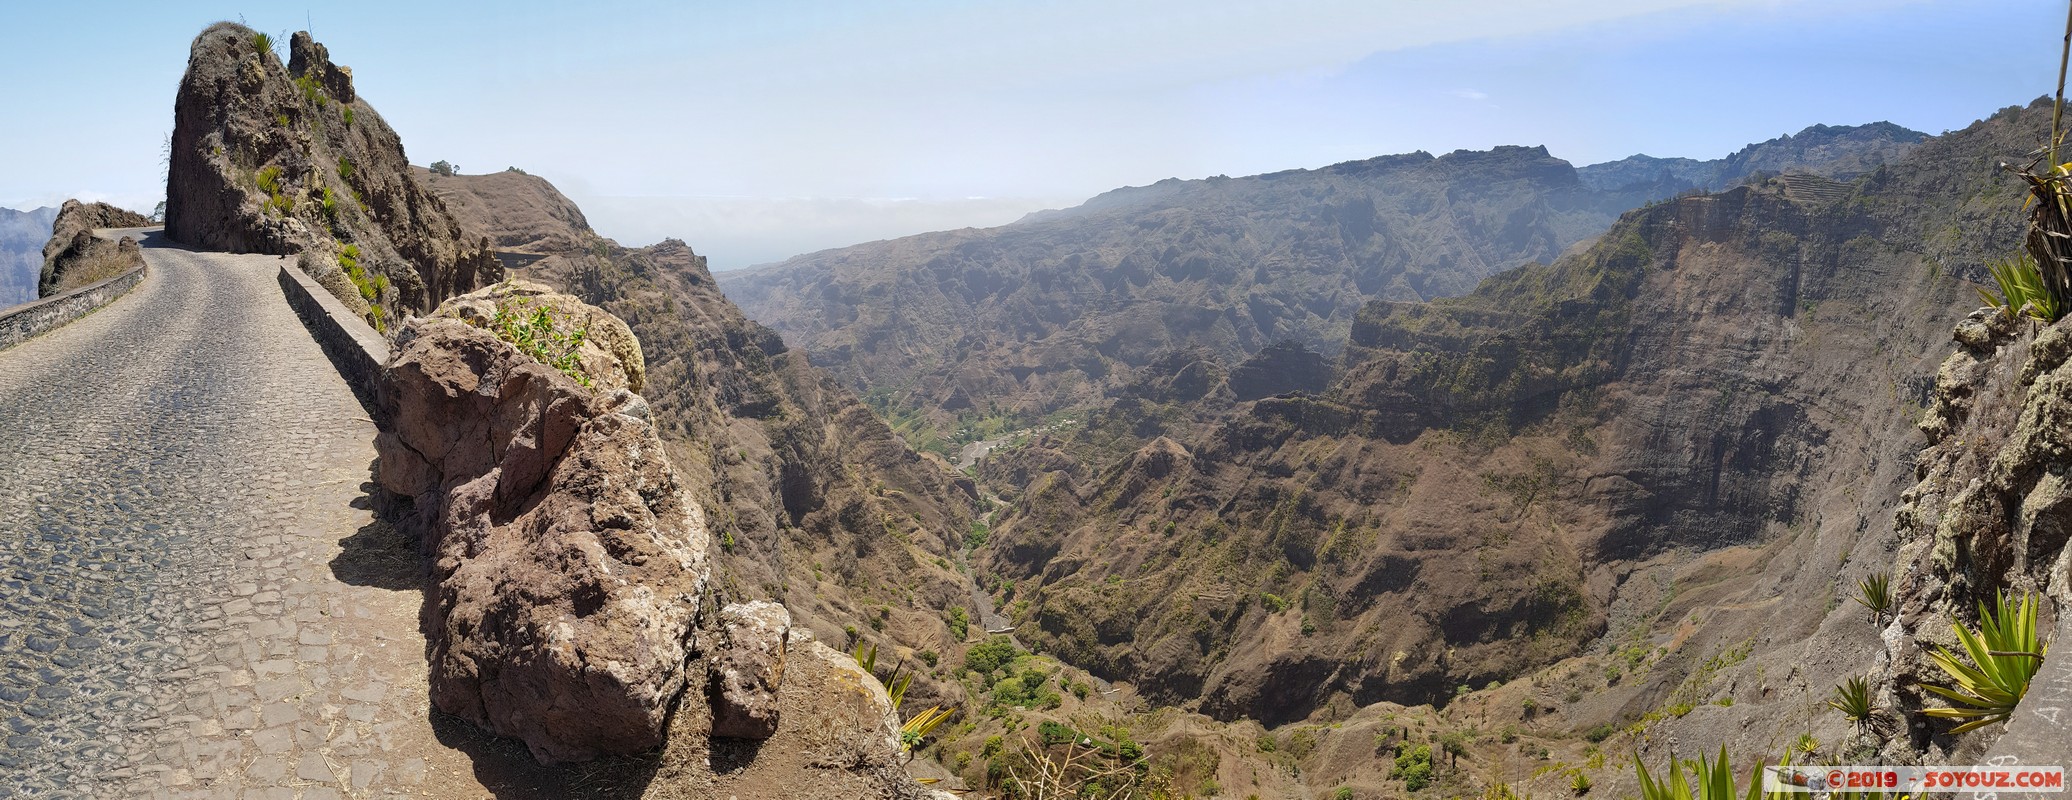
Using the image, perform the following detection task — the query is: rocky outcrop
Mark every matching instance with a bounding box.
[39,200,150,296]
[376,286,703,763]
[428,279,646,394]
[643,634,952,800]
[374,284,951,796]
[708,600,791,739]
[1868,306,2072,760]
[1226,340,1332,401]
[166,23,500,321]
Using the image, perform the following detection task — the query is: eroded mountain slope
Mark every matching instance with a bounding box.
[721,127,1925,455]
[1577,121,1926,194]
[973,101,2039,727]
[720,147,1660,447]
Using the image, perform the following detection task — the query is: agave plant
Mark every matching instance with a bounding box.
[1923,591,2049,734]
[1855,574,1893,623]
[899,705,955,753]
[1634,746,1766,800]
[1978,254,2062,323]
[1827,675,1878,730]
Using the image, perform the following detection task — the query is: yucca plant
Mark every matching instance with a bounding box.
[1855,574,1894,623]
[1922,590,2048,734]
[251,31,273,57]
[1634,746,1767,800]
[900,705,955,753]
[1827,676,1877,730]
[851,641,918,708]
[1978,254,2062,323]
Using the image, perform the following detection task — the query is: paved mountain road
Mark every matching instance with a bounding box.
[0,232,498,797]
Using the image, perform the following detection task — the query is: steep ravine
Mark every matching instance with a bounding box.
[974,100,2043,730]
[720,123,1923,454]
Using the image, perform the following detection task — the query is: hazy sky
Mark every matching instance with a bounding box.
[1,0,2063,269]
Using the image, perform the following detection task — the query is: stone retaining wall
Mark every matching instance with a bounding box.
[278,263,389,416]
[0,262,146,352]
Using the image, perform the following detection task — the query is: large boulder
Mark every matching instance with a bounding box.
[375,285,706,763]
[708,601,791,739]
[38,200,150,296]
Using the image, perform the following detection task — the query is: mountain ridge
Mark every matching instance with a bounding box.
[0,206,60,307]
[969,100,2035,726]
[718,124,1929,459]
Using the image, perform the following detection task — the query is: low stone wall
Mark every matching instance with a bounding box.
[0,261,146,352]
[278,263,389,416]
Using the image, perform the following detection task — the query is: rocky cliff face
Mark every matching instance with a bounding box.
[37,200,150,297]
[1857,297,2072,765]
[973,102,2040,726]
[422,171,982,711]
[165,24,500,322]
[0,206,59,306]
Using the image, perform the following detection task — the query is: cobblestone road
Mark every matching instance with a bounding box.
[0,232,495,798]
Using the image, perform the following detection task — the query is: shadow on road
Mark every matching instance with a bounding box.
[328,459,669,798]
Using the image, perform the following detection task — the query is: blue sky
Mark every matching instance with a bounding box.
[0,0,2063,268]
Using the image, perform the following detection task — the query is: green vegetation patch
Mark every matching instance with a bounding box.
[488,295,596,388]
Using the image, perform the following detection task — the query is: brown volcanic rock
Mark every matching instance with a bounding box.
[418,166,595,254]
[376,292,708,763]
[285,32,353,104]
[39,200,150,296]
[427,278,646,394]
[708,600,791,739]
[640,636,949,800]
[165,24,500,316]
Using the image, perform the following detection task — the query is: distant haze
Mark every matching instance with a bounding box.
[568,194,1077,271]
[1,0,2064,270]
